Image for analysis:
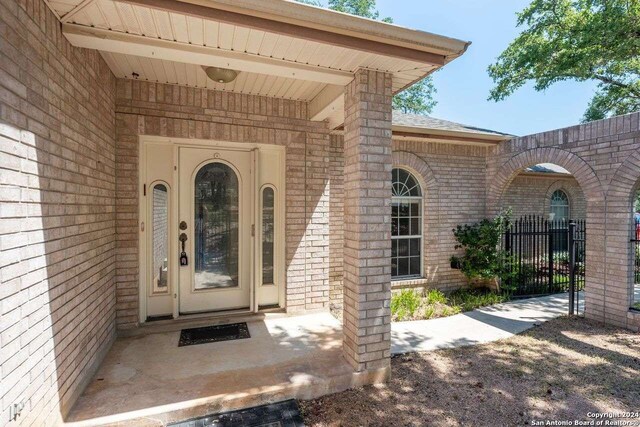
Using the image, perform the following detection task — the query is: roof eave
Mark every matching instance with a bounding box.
[392,125,513,143]
[331,126,512,147]
[159,0,471,58]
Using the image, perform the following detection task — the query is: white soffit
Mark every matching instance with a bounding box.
[100,51,327,100]
[53,0,442,92]
[48,0,468,126]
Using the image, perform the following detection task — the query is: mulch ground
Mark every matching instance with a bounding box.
[300,317,640,426]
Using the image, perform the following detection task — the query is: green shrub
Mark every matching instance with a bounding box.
[424,305,436,319]
[502,261,537,293]
[553,251,569,266]
[391,289,421,321]
[448,288,508,312]
[450,209,512,283]
[425,289,447,304]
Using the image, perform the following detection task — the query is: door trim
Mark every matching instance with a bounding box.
[138,136,286,324]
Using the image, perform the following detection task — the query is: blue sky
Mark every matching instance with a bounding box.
[369,0,599,136]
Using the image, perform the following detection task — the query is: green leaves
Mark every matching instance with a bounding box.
[451,210,512,281]
[392,77,437,115]
[327,0,386,20]
[489,0,640,121]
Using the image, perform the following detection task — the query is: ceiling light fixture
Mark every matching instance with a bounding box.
[202,66,238,84]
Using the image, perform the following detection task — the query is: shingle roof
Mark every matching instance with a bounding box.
[525,164,571,174]
[393,111,512,138]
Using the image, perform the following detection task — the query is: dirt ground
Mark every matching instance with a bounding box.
[300,317,640,427]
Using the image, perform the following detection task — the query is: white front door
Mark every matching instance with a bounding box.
[178,147,253,314]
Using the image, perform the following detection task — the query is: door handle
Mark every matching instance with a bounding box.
[179,233,188,252]
[179,233,188,266]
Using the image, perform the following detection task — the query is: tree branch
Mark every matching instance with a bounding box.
[591,74,640,97]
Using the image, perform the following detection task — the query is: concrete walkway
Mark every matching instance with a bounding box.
[391,292,583,355]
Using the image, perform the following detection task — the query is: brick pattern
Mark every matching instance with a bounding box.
[329,138,492,294]
[114,80,331,328]
[0,0,117,423]
[328,134,344,311]
[503,173,587,221]
[342,69,393,373]
[486,112,640,330]
[391,142,487,291]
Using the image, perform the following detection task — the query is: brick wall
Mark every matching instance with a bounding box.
[0,0,117,424]
[503,173,587,220]
[392,140,489,291]
[342,69,393,374]
[328,134,344,310]
[114,80,332,328]
[329,136,490,296]
[486,112,640,330]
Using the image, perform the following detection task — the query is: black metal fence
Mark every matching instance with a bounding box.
[501,216,585,309]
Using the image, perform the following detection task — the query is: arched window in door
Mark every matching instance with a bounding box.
[194,162,239,289]
[391,168,423,279]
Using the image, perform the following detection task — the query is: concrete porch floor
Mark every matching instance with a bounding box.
[64,312,366,426]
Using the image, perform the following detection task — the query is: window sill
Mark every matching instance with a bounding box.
[392,277,429,289]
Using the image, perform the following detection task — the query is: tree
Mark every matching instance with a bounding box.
[393,77,437,114]
[488,0,640,122]
[326,0,393,22]
[296,0,437,114]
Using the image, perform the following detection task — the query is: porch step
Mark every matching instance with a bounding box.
[119,309,288,338]
[168,399,304,427]
[63,313,386,427]
[64,359,383,426]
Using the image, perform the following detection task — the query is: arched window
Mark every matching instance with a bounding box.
[261,186,275,285]
[194,162,239,289]
[550,189,570,251]
[151,183,169,294]
[550,190,570,223]
[391,168,422,279]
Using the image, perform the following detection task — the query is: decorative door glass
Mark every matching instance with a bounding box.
[151,183,169,294]
[194,163,239,289]
[262,187,275,285]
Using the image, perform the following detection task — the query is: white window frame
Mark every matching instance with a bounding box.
[391,168,423,280]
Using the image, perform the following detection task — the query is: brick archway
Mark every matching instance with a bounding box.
[487,147,606,322]
[604,148,640,314]
[609,148,640,208]
[487,148,604,215]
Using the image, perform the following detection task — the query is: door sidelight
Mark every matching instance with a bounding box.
[179,232,188,266]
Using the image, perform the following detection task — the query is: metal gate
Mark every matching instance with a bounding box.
[501,216,585,315]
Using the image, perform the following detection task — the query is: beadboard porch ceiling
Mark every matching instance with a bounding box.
[44,0,470,127]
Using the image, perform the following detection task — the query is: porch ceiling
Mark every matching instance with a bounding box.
[46,0,470,126]
[100,51,328,100]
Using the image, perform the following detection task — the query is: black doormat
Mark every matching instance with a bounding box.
[168,399,304,427]
[178,322,250,347]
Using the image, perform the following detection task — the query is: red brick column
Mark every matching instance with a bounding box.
[342,69,393,376]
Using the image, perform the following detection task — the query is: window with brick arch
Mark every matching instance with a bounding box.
[550,190,570,223]
[391,168,422,279]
